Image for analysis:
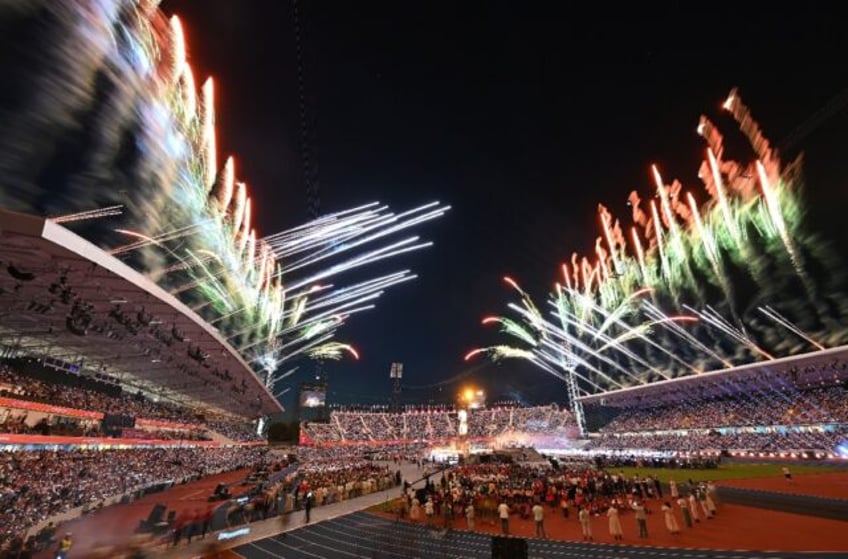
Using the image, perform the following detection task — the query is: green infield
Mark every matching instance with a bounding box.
[609,462,843,483]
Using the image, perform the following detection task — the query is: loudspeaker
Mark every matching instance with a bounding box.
[491,535,527,559]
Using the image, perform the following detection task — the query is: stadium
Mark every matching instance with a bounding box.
[1,2,848,559]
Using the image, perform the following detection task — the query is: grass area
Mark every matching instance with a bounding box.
[611,462,843,483]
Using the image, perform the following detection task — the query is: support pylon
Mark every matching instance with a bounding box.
[565,369,587,438]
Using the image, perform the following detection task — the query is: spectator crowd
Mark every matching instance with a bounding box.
[585,427,846,454]
[0,362,262,442]
[601,385,848,433]
[300,405,576,444]
[0,362,197,424]
[0,446,270,546]
[583,376,848,454]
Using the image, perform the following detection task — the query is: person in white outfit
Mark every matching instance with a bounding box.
[578,506,593,540]
[688,493,700,523]
[661,502,680,534]
[607,505,623,541]
[697,488,713,519]
[532,503,546,538]
[498,501,510,535]
[424,499,434,526]
[707,481,720,505]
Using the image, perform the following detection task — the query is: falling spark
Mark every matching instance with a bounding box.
[470,89,847,395]
[0,1,449,390]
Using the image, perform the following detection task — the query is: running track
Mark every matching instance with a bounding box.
[232,511,845,559]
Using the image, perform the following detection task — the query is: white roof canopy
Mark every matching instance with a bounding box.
[0,209,283,417]
[576,344,848,408]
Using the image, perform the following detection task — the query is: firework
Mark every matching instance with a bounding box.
[0,1,448,388]
[469,90,848,396]
[50,205,125,224]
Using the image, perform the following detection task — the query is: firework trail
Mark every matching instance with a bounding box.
[50,205,124,224]
[468,90,848,396]
[0,0,448,385]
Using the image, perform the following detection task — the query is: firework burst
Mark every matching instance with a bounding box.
[469,90,848,396]
[0,1,448,388]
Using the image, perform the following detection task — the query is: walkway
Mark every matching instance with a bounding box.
[231,511,847,559]
[158,461,425,558]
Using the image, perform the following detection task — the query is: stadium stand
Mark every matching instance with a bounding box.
[0,210,280,551]
[0,447,271,548]
[4,209,848,555]
[0,209,281,417]
[0,360,265,442]
[579,351,848,457]
[299,405,576,445]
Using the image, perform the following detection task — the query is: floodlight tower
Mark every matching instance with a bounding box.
[563,354,587,438]
[256,366,276,437]
[390,362,403,409]
[315,360,329,422]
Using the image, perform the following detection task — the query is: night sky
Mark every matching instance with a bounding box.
[159,2,848,414]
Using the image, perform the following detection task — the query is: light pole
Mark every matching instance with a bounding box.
[562,353,587,438]
[390,362,403,410]
[565,369,587,437]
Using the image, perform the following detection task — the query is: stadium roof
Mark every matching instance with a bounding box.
[0,209,283,417]
[576,344,848,408]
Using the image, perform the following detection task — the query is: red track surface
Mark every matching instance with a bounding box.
[719,471,848,499]
[39,470,848,557]
[371,471,848,552]
[376,500,848,552]
[34,468,252,559]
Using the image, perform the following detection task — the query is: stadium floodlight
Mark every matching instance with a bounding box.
[459,386,485,409]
